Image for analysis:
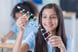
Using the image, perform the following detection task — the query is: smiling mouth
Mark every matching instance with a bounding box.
[44,24,53,27]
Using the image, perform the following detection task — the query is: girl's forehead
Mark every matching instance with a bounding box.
[42,8,56,15]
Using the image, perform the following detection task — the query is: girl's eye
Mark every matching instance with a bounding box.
[43,16,47,18]
[20,12,24,15]
[51,16,56,19]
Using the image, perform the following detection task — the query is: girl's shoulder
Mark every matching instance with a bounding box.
[28,19,38,27]
[67,34,73,40]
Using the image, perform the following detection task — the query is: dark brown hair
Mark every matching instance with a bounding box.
[35,3,67,52]
[11,1,38,20]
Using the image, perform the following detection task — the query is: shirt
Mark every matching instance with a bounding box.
[24,31,72,52]
[11,19,38,40]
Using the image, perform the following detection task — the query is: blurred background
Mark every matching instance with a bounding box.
[0,0,78,52]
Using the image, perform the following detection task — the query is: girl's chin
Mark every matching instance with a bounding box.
[44,25,53,29]
[45,29,52,32]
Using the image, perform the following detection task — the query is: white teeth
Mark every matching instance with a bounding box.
[47,25,51,26]
[45,24,53,27]
[46,25,52,26]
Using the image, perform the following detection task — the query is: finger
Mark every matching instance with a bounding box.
[48,39,58,44]
[48,38,63,48]
[49,36,60,40]
[50,44,58,47]
[49,37,61,45]
[49,36,56,40]
[22,14,26,18]
[22,14,29,20]
[17,18,27,25]
[48,40,59,47]
[20,20,28,26]
[19,21,25,27]
[17,19,22,25]
[21,18,28,24]
[19,23,25,29]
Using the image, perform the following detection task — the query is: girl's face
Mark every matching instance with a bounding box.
[15,12,24,19]
[42,8,58,33]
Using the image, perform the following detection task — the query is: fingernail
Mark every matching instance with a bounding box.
[26,11,29,15]
[52,38,54,41]
[51,41,54,44]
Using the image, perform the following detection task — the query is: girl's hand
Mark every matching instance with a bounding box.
[16,14,29,31]
[48,36,65,49]
[1,36,8,43]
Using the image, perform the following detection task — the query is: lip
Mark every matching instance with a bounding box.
[44,24,53,27]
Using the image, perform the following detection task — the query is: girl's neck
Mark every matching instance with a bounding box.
[49,30,56,35]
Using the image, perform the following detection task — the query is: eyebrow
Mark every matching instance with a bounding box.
[42,14,57,16]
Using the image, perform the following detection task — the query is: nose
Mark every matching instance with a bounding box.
[46,17,51,23]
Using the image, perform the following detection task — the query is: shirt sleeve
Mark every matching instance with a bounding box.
[67,35,73,52]
[23,31,36,49]
[22,20,38,40]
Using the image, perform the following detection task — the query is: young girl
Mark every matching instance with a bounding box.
[13,3,72,52]
[1,1,38,43]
